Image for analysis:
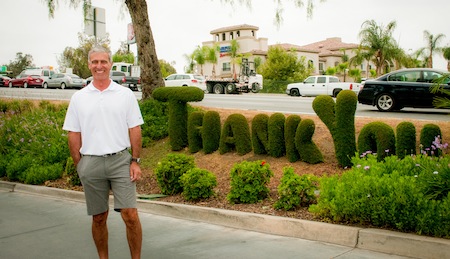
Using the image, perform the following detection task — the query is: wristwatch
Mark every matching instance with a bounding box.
[131,157,141,164]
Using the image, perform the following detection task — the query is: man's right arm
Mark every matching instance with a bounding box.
[68,131,82,166]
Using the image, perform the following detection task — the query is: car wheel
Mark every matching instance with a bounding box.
[251,82,260,93]
[43,82,48,89]
[290,89,300,96]
[225,83,236,94]
[376,93,395,112]
[23,82,28,88]
[333,89,341,97]
[213,84,224,94]
[9,82,13,88]
[60,83,66,89]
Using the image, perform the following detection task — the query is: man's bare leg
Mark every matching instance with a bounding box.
[92,210,109,259]
[121,208,142,259]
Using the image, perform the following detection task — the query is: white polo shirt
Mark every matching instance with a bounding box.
[63,81,144,156]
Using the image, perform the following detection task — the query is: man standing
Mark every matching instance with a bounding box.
[63,45,143,259]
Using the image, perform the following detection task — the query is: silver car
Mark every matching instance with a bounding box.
[43,73,85,89]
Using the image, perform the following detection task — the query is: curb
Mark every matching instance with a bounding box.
[3,181,450,259]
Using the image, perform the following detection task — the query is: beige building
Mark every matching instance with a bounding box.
[199,24,372,80]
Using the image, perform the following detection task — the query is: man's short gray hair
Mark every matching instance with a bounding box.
[88,45,112,63]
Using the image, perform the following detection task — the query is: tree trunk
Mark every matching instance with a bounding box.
[125,0,164,100]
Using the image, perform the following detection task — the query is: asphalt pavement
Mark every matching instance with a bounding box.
[1,181,449,259]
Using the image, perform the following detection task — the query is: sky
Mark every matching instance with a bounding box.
[2,0,450,75]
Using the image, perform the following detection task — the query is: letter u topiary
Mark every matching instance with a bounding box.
[312,90,357,167]
[285,115,301,162]
[396,121,416,159]
[295,119,323,164]
[358,121,396,161]
[187,111,204,153]
[268,113,286,157]
[252,114,269,155]
[202,111,221,154]
[219,113,252,155]
[153,87,204,151]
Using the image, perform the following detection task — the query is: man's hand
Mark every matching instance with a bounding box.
[130,162,142,182]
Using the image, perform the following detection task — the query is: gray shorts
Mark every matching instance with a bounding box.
[77,151,137,216]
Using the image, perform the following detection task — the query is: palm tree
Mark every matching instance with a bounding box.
[418,30,446,68]
[230,39,240,79]
[193,46,206,75]
[358,20,398,76]
[204,44,220,77]
[183,53,195,74]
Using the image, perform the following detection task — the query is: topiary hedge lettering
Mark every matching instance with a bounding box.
[358,121,396,161]
[396,122,416,159]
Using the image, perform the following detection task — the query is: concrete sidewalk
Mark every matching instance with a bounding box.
[1,181,449,258]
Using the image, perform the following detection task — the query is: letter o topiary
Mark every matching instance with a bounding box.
[358,121,396,161]
[396,121,416,159]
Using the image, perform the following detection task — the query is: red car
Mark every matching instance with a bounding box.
[8,74,43,88]
[0,75,11,86]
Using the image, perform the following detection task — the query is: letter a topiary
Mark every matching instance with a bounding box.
[396,121,416,159]
[313,90,357,167]
[153,87,204,151]
[295,119,323,164]
[268,113,286,158]
[252,114,269,155]
[219,113,252,155]
[285,115,301,162]
[358,121,396,161]
[188,111,204,153]
[202,111,221,154]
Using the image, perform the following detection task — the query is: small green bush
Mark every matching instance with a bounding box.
[268,113,285,157]
[139,98,169,147]
[219,113,252,155]
[154,153,196,195]
[65,157,81,186]
[420,124,442,156]
[188,111,204,153]
[251,114,269,155]
[274,167,318,211]
[295,119,323,164]
[396,122,416,159]
[202,111,221,154]
[227,160,273,204]
[285,115,301,162]
[180,168,217,201]
[358,121,396,161]
[24,163,64,185]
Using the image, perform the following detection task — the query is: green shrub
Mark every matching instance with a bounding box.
[285,115,301,162]
[396,122,416,159]
[227,160,273,204]
[416,156,450,200]
[139,98,169,147]
[24,163,63,185]
[219,113,252,155]
[251,114,269,155]
[202,111,221,154]
[358,121,396,161]
[188,111,204,153]
[274,167,318,211]
[180,168,217,201]
[65,157,81,186]
[312,90,357,167]
[420,124,442,156]
[268,113,285,157]
[154,153,196,195]
[295,119,323,164]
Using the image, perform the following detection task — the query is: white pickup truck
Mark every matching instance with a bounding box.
[286,75,360,97]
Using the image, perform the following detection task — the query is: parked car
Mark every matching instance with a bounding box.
[8,74,43,88]
[85,71,127,85]
[286,75,360,97]
[0,75,11,86]
[357,68,450,112]
[164,74,207,91]
[42,73,84,89]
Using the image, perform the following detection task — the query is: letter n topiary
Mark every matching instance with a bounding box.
[252,114,269,155]
[358,121,396,161]
[295,119,323,164]
[396,121,416,159]
[420,123,442,156]
[285,115,301,162]
[219,113,252,155]
[268,113,286,157]
[153,87,204,151]
[188,111,204,153]
[202,111,221,154]
[312,90,357,167]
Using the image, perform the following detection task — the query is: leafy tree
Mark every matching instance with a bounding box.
[417,30,446,68]
[358,20,399,76]
[112,42,135,63]
[6,53,34,77]
[159,60,176,77]
[58,33,110,78]
[259,45,311,81]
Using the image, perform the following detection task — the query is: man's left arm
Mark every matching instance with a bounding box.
[129,125,142,182]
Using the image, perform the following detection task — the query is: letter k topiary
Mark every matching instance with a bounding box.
[312,90,357,167]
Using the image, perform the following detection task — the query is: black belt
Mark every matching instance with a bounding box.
[82,148,128,157]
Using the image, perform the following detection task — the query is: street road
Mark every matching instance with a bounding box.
[1,88,449,121]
